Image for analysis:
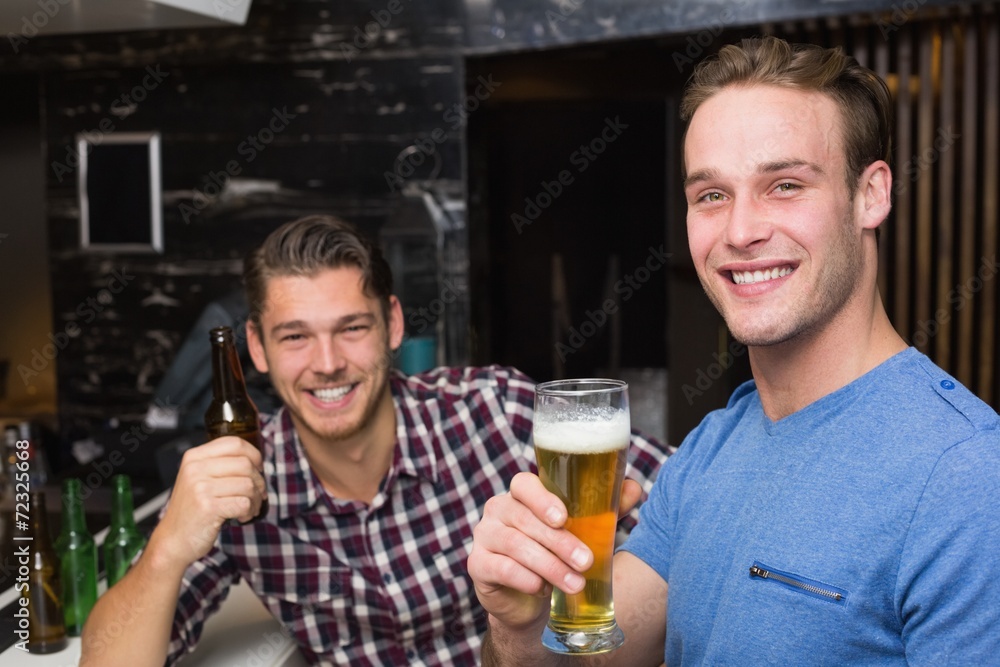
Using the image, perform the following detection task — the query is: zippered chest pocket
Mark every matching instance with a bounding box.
[749,561,849,606]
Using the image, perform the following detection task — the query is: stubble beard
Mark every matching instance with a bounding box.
[286,345,395,445]
[705,210,863,348]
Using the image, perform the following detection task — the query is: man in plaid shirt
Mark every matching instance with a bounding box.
[80,215,670,666]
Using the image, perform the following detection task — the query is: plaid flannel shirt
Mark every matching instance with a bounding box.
[165,366,670,666]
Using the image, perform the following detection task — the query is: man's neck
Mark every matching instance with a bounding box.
[295,387,398,504]
[749,291,908,421]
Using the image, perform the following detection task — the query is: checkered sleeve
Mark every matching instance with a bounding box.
[493,366,536,450]
[621,428,674,533]
[163,543,240,666]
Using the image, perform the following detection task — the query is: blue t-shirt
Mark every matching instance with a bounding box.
[622,348,1000,666]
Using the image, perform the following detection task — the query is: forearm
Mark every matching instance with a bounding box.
[79,537,188,667]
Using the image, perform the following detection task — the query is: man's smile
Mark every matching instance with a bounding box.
[309,383,359,403]
[730,265,795,285]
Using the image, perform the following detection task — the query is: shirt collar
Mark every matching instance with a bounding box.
[266,374,441,521]
[389,371,441,487]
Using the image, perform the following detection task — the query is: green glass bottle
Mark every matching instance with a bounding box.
[23,491,68,654]
[103,475,147,587]
[55,478,98,636]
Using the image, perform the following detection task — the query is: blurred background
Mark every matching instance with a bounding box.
[0,0,996,477]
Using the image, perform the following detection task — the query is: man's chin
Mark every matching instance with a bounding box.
[300,415,363,443]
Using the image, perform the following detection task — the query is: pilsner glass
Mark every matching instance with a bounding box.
[533,379,629,655]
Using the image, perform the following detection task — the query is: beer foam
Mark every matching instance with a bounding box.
[533,410,630,454]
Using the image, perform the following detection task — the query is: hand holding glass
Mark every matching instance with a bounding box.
[533,379,629,655]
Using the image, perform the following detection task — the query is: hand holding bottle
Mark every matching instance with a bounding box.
[204,325,268,521]
[148,436,267,570]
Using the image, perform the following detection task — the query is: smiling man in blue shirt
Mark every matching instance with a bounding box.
[468,36,1000,666]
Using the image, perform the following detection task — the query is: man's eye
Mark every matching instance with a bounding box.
[344,325,369,333]
[775,183,798,193]
[281,333,304,342]
[701,192,724,203]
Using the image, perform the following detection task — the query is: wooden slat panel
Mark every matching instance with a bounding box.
[874,32,891,299]
[935,24,956,368]
[979,15,999,404]
[894,28,914,334]
[551,253,570,380]
[914,24,936,350]
[957,19,979,387]
[852,22,869,68]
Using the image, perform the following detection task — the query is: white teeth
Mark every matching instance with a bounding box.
[731,266,793,285]
[312,385,353,401]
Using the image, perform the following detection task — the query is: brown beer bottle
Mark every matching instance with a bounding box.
[22,491,68,654]
[204,325,267,520]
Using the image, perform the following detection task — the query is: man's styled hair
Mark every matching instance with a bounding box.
[680,36,893,193]
[244,215,394,328]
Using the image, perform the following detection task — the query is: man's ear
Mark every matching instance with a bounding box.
[857,159,892,231]
[387,296,404,351]
[246,320,269,373]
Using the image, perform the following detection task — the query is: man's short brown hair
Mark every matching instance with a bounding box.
[681,36,892,193]
[243,215,393,328]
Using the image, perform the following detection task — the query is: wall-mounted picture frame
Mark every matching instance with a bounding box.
[78,131,163,253]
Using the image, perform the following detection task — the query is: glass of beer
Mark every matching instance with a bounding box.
[533,379,629,655]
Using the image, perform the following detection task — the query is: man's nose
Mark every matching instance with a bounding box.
[314,337,347,375]
[723,195,773,250]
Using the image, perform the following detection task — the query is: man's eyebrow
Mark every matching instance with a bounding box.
[683,168,721,189]
[684,161,824,189]
[268,312,376,338]
[758,159,825,176]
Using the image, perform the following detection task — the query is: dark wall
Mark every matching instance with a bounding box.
[0,0,468,437]
[0,0,984,445]
[464,0,969,53]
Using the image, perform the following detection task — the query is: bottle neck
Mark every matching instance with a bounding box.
[29,492,55,549]
[110,478,137,530]
[210,327,249,401]
[60,481,88,532]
